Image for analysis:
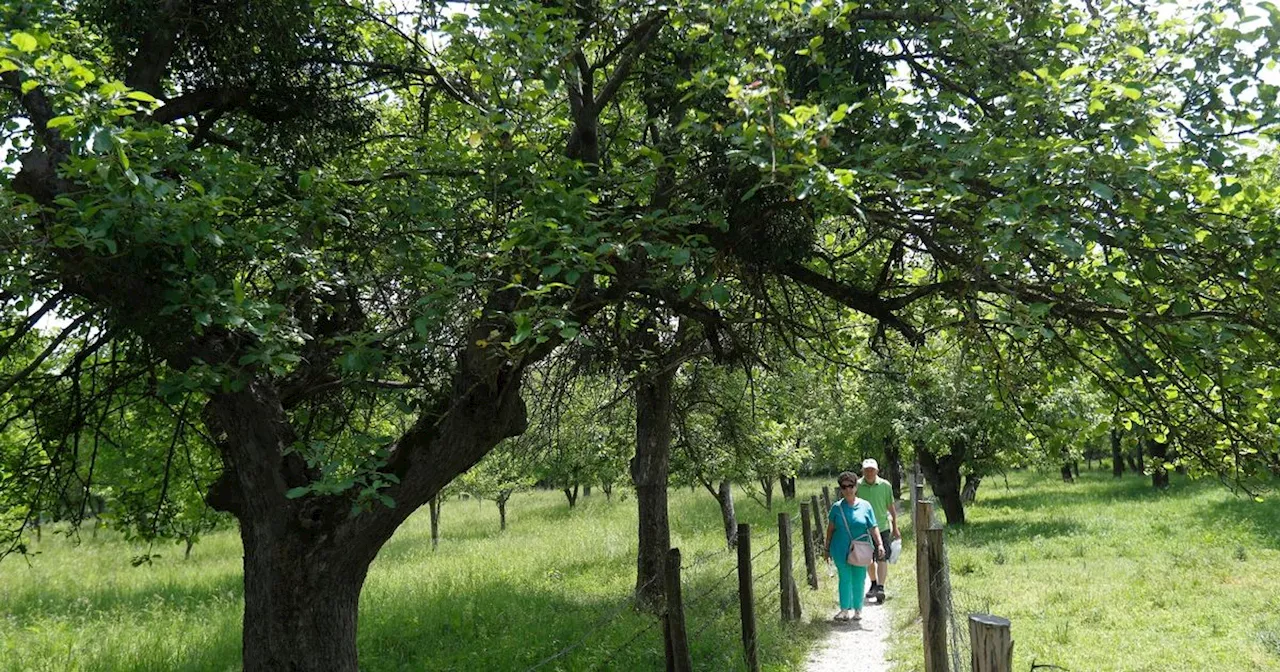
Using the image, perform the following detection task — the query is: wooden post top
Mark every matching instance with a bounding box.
[969,614,1011,628]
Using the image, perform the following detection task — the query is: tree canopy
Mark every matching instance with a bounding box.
[3,0,1280,668]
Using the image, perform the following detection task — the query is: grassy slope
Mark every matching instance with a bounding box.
[0,482,833,671]
[885,469,1280,672]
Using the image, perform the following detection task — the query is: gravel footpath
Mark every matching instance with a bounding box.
[803,578,893,672]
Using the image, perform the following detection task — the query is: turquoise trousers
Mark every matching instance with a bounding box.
[834,558,867,610]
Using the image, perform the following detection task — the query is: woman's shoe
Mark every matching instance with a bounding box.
[851,610,862,621]
[833,610,850,622]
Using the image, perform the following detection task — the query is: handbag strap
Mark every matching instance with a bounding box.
[837,499,872,543]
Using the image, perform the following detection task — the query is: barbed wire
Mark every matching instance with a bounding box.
[589,611,665,672]
[525,521,796,672]
[523,572,663,672]
[750,538,779,564]
[681,545,734,572]
[683,560,742,610]
[689,583,742,639]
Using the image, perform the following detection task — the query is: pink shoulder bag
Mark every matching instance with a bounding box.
[838,500,875,567]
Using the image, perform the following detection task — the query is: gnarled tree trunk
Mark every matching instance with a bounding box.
[960,474,981,503]
[917,441,967,525]
[240,526,367,671]
[717,479,738,548]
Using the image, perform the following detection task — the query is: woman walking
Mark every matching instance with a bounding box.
[824,471,885,622]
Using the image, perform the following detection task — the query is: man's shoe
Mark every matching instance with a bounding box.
[874,585,886,603]
[865,582,877,599]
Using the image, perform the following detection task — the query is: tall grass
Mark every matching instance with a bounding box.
[885,469,1280,672]
[1,483,834,671]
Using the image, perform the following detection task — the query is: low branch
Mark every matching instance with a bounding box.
[0,311,98,399]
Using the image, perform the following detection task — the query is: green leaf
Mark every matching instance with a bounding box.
[46,115,75,129]
[671,248,690,265]
[285,486,311,499]
[1087,181,1115,201]
[124,90,158,103]
[10,32,38,53]
[1065,24,1088,36]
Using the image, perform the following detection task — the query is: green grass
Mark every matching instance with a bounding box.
[0,483,833,671]
[885,469,1280,672]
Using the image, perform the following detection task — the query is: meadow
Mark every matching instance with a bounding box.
[4,470,1279,672]
[885,469,1280,672]
[0,483,830,672]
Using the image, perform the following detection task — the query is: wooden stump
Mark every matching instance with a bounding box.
[969,614,1013,672]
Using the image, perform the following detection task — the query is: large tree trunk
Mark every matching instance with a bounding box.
[917,442,966,525]
[631,364,676,609]
[779,474,796,502]
[884,436,903,500]
[1061,462,1075,483]
[584,485,592,497]
[1148,438,1170,489]
[602,482,613,501]
[1136,442,1145,474]
[717,479,738,548]
[1111,426,1124,478]
[240,527,369,672]
[202,341,530,671]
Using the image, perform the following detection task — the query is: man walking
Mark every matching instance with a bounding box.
[858,458,899,603]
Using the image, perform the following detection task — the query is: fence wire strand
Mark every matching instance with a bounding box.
[523,572,663,672]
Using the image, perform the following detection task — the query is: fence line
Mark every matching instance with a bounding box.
[522,572,663,672]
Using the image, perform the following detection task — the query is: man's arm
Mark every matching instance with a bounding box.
[889,500,901,539]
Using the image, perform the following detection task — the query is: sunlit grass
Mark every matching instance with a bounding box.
[1,482,837,671]
[885,469,1280,672]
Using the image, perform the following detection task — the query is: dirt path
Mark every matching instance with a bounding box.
[803,578,893,672]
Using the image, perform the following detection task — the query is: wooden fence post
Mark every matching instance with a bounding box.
[969,614,1013,672]
[778,513,800,622]
[663,548,693,672]
[809,495,824,550]
[923,526,950,672]
[821,486,832,514]
[737,523,760,672]
[799,502,819,589]
[914,499,933,621]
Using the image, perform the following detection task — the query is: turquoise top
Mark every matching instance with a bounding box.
[828,498,878,563]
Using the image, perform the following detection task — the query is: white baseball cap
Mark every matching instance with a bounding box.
[861,458,879,471]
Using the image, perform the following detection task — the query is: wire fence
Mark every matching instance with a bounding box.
[521,507,809,672]
[523,572,664,672]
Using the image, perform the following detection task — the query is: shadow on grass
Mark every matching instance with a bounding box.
[1206,494,1280,550]
[360,548,816,672]
[947,517,1083,547]
[0,567,243,627]
[359,576,667,671]
[973,471,1211,512]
